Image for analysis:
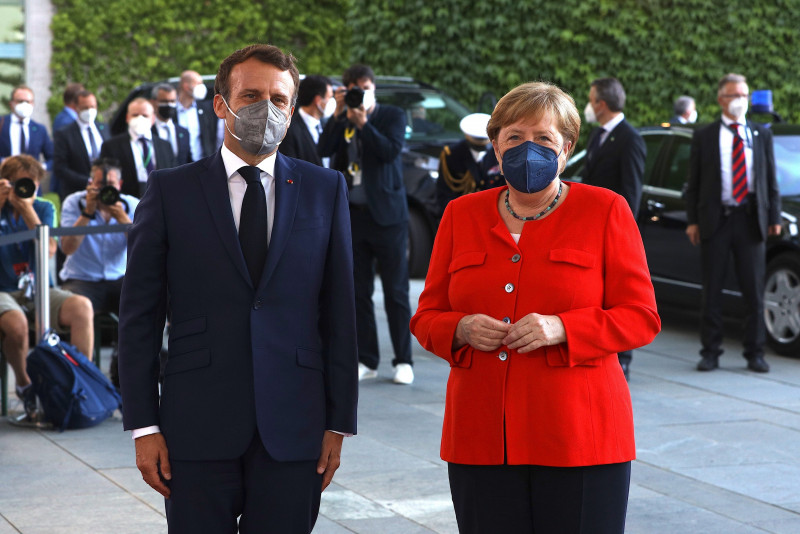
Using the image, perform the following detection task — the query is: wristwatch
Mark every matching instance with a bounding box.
[80,210,95,219]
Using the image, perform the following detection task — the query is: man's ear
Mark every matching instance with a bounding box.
[213,94,227,120]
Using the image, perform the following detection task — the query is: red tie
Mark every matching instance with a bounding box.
[730,122,748,204]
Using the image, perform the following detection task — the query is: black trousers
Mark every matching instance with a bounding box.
[350,206,412,369]
[700,205,766,359]
[165,434,322,534]
[448,461,631,534]
[61,278,123,316]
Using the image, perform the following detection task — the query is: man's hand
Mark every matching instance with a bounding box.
[686,223,700,246]
[106,202,131,224]
[135,433,172,498]
[769,224,782,237]
[454,314,511,351]
[503,313,566,353]
[84,186,99,215]
[333,87,347,118]
[346,106,368,129]
[0,179,11,209]
[317,431,343,492]
[8,188,36,216]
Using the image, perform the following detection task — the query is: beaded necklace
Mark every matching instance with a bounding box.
[504,181,563,221]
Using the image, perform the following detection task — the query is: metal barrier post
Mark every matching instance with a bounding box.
[34,224,49,337]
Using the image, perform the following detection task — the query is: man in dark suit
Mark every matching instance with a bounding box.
[0,85,54,171]
[99,98,175,197]
[52,82,84,132]
[319,63,414,385]
[685,73,781,373]
[279,75,332,166]
[150,83,191,166]
[670,95,697,125]
[582,77,646,379]
[54,90,111,199]
[118,44,357,533]
[177,70,220,161]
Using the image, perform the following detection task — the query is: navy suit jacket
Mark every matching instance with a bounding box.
[152,122,192,166]
[52,107,77,132]
[53,120,111,198]
[686,119,780,240]
[279,111,322,166]
[583,118,646,218]
[319,104,408,226]
[0,114,54,170]
[118,150,358,461]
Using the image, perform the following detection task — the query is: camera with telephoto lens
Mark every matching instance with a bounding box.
[98,185,120,206]
[12,177,35,199]
[344,87,365,109]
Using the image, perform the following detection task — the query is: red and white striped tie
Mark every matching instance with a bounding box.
[730,122,748,204]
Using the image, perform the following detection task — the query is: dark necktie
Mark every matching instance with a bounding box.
[238,166,268,287]
[730,123,748,204]
[138,137,155,174]
[87,127,98,160]
[586,128,603,161]
[19,122,26,154]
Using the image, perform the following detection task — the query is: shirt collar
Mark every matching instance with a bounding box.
[129,129,153,142]
[298,107,321,130]
[601,112,625,133]
[155,117,172,128]
[221,143,276,181]
[721,114,743,127]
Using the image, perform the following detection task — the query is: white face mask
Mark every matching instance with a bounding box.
[687,109,698,124]
[322,97,337,118]
[728,97,748,120]
[362,89,376,111]
[14,101,33,120]
[584,102,597,124]
[128,115,152,137]
[192,83,208,101]
[78,108,97,124]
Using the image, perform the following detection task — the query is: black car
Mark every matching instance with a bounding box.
[110,76,475,278]
[561,123,800,356]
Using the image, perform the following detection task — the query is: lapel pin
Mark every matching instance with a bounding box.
[286,179,294,184]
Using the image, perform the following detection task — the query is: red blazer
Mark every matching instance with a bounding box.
[410,183,660,467]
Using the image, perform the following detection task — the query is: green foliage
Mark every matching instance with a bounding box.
[349,0,800,148]
[49,0,353,121]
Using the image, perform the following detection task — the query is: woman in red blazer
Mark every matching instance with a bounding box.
[410,82,660,534]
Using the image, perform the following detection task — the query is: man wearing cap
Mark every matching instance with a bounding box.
[436,113,503,214]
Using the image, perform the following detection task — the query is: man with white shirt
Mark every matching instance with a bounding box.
[582,77,646,379]
[0,85,53,171]
[118,44,357,533]
[685,73,781,374]
[150,83,191,165]
[54,90,111,199]
[279,75,333,166]
[176,70,219,161]
[99,98,175,197]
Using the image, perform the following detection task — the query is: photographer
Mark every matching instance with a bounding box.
[318,64,414,385]
[0,155,94,419]
[60,158,138,388]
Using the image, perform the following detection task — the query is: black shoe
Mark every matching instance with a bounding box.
[697,356,719,371]
[619,361,630,381]
[16,385,37,419]
[747,356,769,373]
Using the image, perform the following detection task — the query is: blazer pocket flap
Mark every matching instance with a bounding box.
[297,347,324,371]
[170,316,206,342]
[448,251,487,273]
[165,349,210,376]
[293,216,324,231]
[549,248,595,268]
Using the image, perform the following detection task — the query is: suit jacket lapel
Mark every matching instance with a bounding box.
[200,152,252,286]
[259,152,299,289]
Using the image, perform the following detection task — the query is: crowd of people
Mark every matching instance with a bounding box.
[0,45,782,532]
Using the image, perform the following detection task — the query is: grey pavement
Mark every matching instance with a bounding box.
[3,279,800,533]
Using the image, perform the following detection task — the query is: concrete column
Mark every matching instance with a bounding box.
[24,0,54,131]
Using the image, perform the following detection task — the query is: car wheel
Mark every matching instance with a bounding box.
[764,253,800,357]
[407,208,433,279]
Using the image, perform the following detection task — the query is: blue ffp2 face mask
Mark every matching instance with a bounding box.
[501,141,562,194]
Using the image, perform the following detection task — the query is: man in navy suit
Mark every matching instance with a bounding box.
[685,73,781,374]
[54,90,111,199]
[582,77,646,380]
[176,70,220,161]
[52,82,84,133]
[150,83,191,166]
[319,64,414,385]
[0,85,54,172]
[118,44,358,533]
[279,75,333,166]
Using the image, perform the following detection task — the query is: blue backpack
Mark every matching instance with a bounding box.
[26,331,121,431]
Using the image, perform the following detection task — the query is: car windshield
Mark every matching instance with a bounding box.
[377,88,470,142]
[775,134,800,196]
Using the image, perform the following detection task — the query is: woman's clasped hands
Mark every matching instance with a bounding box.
[455,313,566,353]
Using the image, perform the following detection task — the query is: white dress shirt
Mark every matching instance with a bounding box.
[298,108,322,144]
[596,112,625,147]
[155,118,178,157]
[128,130,157,183]
[176,100,202,161]
[9,116,30,156]
[79,120,104,160]
[719,115,754,206]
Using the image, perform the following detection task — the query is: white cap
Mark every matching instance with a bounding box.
[459,113,491,139]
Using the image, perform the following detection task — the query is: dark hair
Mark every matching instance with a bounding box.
[63,83,85,106]
[342,64,374,87]
[150,83,177,100]
[214,44,300,104]
[591,77,626,112]
[76,90,95,101]
[673,95,694,116]
[10,85,33,102]
[91,157,121,174]
[717,73,747,96]
[297,75,332,107]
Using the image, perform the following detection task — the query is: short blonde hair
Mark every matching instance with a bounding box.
[487,81,581,157]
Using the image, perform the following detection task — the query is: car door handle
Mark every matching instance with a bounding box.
[647,199,665,211]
